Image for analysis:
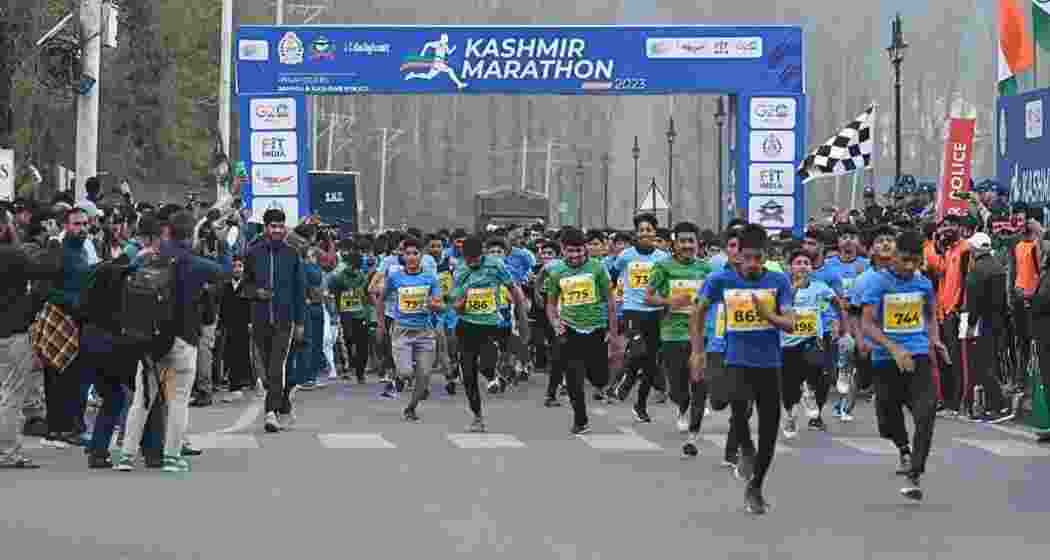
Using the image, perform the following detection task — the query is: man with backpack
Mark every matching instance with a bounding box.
[119,211,228,473]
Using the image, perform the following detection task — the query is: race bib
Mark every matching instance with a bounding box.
[725,289,776,332]
[669,279,701,314]
[465,287,497,315]
[883,292,925,334]
[560,273,597,306]
[614,278,624,302]
[397,286,428,315]
[627,261,655,290]
[792,306,819,338]
[338,289,364,312]
[842,277,856,293]
[714,304,726,338]
[499,285,511,306]
[438,272,453,297]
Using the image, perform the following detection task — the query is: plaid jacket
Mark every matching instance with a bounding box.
[29,303,79,373]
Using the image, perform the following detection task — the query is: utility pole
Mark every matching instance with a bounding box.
[520,132,527,192]
[75,0,102,202]
[218,0,233,200]
[276,0,284,24]
[326,111,336,170]
[379,127,388,231]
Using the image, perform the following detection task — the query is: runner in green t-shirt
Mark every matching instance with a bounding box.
[544,228,617,435]
[645,221,711,457]
[450,237,530,433]
[328,252,370,383]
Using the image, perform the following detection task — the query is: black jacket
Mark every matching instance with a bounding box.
[0,244,61,338]
[218,279,251,336]
[965,252,1007,334]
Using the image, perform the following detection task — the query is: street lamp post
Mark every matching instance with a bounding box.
[601,152,610,228]
[576,159,585,228]
[714,97,727,231]
[666,117,676,225]
[887,13,908,186]
[632,136,640,218]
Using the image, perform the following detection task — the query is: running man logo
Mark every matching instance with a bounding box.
[401,33,469,90]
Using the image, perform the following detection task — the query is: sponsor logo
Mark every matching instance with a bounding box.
[749,131,794,162]
[238,40,269,61]
[646,37,762,59]
[252,197,300,226]
[251,164,298,196]
[310,36,335,61]
[345,41,392,55]
[324,191,344,203]
[750,97,796,129]
[748,164,795,195]
[762,134,783,158]
[249,98,296,130]
[251,131,298,163]
[278,32,305,65]
[748,196,795,228]
[1026,99,1043,139]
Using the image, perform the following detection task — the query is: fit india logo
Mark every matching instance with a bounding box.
[400,33,468,90]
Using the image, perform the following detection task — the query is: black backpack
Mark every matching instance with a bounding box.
[120,254,180,357]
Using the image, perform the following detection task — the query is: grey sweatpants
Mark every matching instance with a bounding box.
[391,324,436,411]
[0,334,36,462]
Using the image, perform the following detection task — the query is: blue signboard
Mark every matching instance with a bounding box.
[998,87,1050,207]
[234,24,806,234]
[235,25,803,96]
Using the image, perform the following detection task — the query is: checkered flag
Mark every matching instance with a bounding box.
[797,105,876,184]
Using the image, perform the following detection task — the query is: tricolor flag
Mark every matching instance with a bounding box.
[1034,0,1050,52]
[999,0,1035,96]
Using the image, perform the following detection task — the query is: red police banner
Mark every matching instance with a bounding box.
[936,117,976,221]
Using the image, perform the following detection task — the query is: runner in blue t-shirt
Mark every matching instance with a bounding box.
[861,229,947,503]
[376,237,443,421]
[607,213,670,419]
[690,224,794,515]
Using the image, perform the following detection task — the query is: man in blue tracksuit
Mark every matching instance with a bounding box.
[242,209,305,433]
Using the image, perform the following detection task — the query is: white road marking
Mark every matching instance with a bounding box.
[187,433,260,449]
[318,433,396,449]
[447,433,526,449]
[955,438,1050,457]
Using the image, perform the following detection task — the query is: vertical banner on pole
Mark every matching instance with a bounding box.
[737,93,807,237]
[936,117,976,221]
[238,92,310,225]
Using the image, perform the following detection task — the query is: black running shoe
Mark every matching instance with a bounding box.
[900,475,923,501]
[632,406,652,423]
[571,423,591,435]
[745,485,768,515]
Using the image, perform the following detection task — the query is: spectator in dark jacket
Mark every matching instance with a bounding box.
[0,210,61,468]
[964,232,1007,419]
[219,255,254,398]
[242,208,305,433]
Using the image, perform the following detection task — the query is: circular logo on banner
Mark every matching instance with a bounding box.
[278,32,305,65]
[762,133,784,158]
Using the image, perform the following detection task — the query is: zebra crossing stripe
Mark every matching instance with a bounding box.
[318,433,396,449]
[447,433,526,449]
[700,433,796,455]
[187,433,260,449]
[579,428,662,451]
[955,438,1050,457]
[833,438,900,455]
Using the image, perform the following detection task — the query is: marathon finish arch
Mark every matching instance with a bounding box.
[234,25,806,234]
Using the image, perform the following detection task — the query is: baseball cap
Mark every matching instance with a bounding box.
[967,232,992,252]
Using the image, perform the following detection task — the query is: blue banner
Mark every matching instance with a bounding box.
[998,88,1050,207]
[235,25,803,96]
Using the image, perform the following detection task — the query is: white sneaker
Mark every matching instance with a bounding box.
[782,406,799,439]
[222,390,243,403]
[840,412,854,422]
[41,438,69,449]
[264,411,281,433]
[675,409,690,433]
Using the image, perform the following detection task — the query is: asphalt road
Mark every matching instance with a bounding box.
[4,375,1050,560]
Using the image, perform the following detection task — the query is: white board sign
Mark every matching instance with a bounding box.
[251,131,298,163]
[748,163,795,195]
[0,149,14,201]
[251,196,300,226]
[749,131,795,163]
[251,164,299,196]
[747,195,795,229]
